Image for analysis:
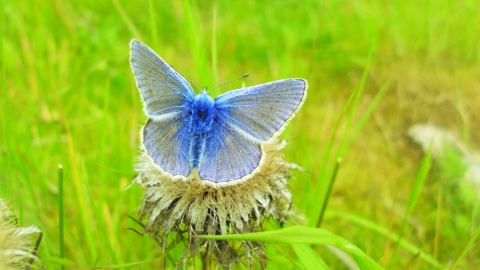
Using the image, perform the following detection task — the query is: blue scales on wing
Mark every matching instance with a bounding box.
[196,79,307,183]
[198,119,262,182]
[131,39,308,183]
[130,40,195,178]
[143,116,192,177]
[130,40,195,121]
[214,79,307,142]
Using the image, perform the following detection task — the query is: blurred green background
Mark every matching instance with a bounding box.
[1,0,479,269]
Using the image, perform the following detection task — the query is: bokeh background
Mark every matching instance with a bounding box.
[1,0,479,269]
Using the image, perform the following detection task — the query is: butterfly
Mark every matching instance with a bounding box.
[130,40,307,186]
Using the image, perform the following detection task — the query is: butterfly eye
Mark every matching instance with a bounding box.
[188,110,193,115]
[197,108,207,119]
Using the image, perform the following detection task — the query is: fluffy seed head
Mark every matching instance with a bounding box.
[134,139,297,268]
[0,199,42,270]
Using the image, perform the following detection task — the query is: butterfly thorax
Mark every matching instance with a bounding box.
[194,92,214,120]
[191,92,216,168]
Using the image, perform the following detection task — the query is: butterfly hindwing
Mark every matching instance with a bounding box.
[130,40,195,121]
[143,116,192,177]
[199,119,262,182]
[214,79,307,142]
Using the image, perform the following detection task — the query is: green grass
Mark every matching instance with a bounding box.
[2,0,480,269]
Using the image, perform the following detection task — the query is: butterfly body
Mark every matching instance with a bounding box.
[190,91,217,168]
[131,40,307,186]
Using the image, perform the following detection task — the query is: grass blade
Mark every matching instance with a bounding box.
[111,0,141,39]
[391,143,432,264]
[450,224,480,269]
[309,87,357,227]
[327,211,444,269]
[195,225,384,269]
[182,0,211,87]
[58,164,65,270]
[316,158,341,227]
[292,244,330,270]
[148,0,158,47]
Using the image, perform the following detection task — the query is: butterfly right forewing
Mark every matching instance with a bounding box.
[214,79,307,142]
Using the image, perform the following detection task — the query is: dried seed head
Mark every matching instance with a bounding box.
[0,198,42,270]
[134,139,297,269]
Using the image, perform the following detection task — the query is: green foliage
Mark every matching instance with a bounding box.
[197,226,384,269]
[1,0,479,269]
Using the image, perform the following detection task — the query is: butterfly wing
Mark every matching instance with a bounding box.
[198,79,307,183]
[199,118,262,183]
[131,40,195,177]
[130,39,195,121]
[142,116,192,177]
[214,79,307,142]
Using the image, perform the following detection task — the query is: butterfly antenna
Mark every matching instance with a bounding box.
[210,74,249,92]
[173,67,201,91]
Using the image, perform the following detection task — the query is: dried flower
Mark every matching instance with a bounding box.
[0,198,42,270]
[135,139,297,269]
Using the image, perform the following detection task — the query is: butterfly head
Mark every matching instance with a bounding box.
[194,91,214,120]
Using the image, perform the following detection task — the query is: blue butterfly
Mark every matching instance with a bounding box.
[130,40,307,185]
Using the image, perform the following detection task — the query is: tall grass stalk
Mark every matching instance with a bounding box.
[58,165,64,270]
